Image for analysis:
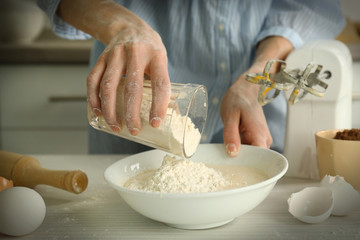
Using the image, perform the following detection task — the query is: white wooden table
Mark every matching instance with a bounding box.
[1,155,359,240]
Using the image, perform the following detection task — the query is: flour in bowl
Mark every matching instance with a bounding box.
[123,155,268,194]
[124,155,229,193]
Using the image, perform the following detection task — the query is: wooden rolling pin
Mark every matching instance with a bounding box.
[0,151,88,194]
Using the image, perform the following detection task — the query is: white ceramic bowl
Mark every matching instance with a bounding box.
[104,144,288,229]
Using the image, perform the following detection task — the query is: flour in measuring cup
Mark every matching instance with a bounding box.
[118,94,201,157]
[89,79,204,157]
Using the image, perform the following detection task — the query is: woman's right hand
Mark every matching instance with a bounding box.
[58,0,171,136]
[87,24,171,136]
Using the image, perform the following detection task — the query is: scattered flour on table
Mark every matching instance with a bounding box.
[124,155,230,193]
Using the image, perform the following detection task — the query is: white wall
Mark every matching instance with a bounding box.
[340,0,360,22]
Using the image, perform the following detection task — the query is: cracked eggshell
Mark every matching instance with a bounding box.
[288,187,334,224]
[320,175,360,216]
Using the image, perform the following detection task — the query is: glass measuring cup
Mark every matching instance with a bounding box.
[88,79,208,158]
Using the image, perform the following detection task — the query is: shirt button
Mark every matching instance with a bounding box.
[220,61,227,71]
[218,23,225,32]
[201,134,208,141]
[212,97,219,105]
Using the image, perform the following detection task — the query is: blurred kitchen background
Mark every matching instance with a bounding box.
[0,0,359,154]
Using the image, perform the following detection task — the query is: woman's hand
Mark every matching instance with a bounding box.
[221,68,272,157]
[58,0,171,136]
[87,25,170,135]
[221,36,293,157]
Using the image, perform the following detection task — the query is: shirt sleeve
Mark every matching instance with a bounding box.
[255,0,346,49]
[37,0,92,40]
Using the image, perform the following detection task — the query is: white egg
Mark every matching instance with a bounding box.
[320,175,360,216]
[0,187,46,236]
[288,187,334,224]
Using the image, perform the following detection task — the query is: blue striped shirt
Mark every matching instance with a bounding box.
[38,0,345,153]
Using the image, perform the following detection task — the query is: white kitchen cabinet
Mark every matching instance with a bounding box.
[0,64,90,154]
